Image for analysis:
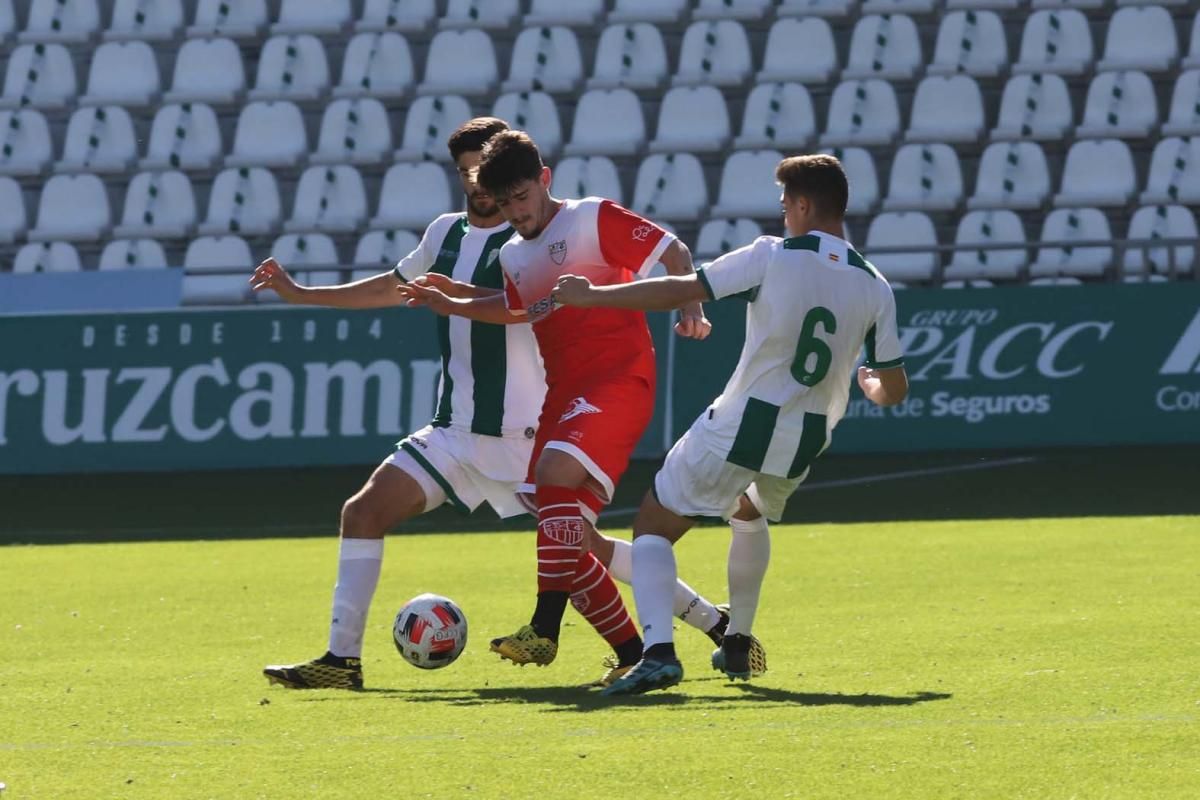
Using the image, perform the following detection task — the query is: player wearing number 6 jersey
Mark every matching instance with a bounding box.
[551,154,910,695]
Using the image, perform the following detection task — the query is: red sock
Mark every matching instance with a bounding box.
[570,551,640,648]
[536,485,584,593]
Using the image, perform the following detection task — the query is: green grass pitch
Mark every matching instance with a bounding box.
[2,516,1197,799]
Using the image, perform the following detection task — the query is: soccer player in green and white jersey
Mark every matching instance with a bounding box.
[551,154,910,695]
[252,118,741,690]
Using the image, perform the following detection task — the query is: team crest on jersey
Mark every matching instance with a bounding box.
[631,224,654,242]
[549,240,567,265]
[542,517,584,546]
[829,252,840,262]
[560,397,601,422]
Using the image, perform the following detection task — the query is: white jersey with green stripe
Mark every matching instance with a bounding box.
[394,213,544,438]
[695,230,904,479]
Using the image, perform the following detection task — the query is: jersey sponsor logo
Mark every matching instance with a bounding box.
[541,516,584,546]
[631,224,654,242]
[549,240,567,265]
[559,397,601,422]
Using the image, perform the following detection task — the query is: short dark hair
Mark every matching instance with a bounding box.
[447,117,509,161]
[775,154,849,220]
[475,130,544,197]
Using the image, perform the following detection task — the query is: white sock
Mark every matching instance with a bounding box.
[727,516,770,637]
[632,535,677,650]
[609,538,719,632]
[328,537,384,658]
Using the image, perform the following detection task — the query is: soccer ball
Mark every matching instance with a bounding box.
[392,593,468,669]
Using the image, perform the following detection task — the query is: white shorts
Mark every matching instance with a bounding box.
[385,425,534,519]
[653,423,804,523]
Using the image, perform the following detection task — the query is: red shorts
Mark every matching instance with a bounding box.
[518,372,656,517]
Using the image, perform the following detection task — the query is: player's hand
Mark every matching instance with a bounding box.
[551,274,595,307]
[250,257,302,302]
[857,366,878,394]
[398,280,457,315]
[674,303,711,340]
[412,272,466,298]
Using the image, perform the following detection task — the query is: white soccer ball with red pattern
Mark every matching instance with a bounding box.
[392,593,468,669]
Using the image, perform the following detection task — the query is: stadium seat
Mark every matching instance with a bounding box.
[550,156,624,205]
[225,101,307,168]
[163,38,245,105]
[0,0,13,44]
[356,0,437,34]
[140,102,224,171]
[0,176,26,243]
[882,144,963,212]
[503,27,584,94]
[439,0,520,30]
[1140,137,1200,205]
[673,21,753,87]
[1029,0,1105,8]
[78,41,160,107]
[941,279,996,289]
[865,211,940,283]
[608,0,689,24]
[711,149,786,218]
[333,32,414,99]
[631,153,709,222]
[271,0,352,35]
[927,10,1008,77]
[200,167,282,235]
[991,73,1074,141]
[1075,70,1158,139]
[694,0,774,20]
[1030,208,1112,278]
[648,86,730,154]
[370,163,452,230]
[271,232,340,270]
[104,0,184,41]
[822,146,880,215]
[56,106,138,174]
[1029,277,1083,286]
[820,79,901,146]
[18,0,99,43]
[1123,205,1197,276]
[588,23,669,91]
[843,15,923,80]
[943,209,1027,281]
[947,0,1021,9]
[285,165,368,233]
[14,242,82,273]
[0,43,77,110]
[311,98,392,165]
[113,171,196,239]
[0,109,53,176]
[393,95,473,162]
[1184,12,1200,69]
[694,218,763,259]
[778,0,856,16]
[967,141,1051,209]
[491,91,563,159]
[187,0,267,39]
[247,35,330,102]
[1162,70,1200,137]
[418,30,498,96]
[1013,10,1093,76]
[757,18,838,85]
[905,75,985,143]
[1097,6,1178,73]
[527,0,605,26]
[734,83,816,151]
[1053,139,1137,207]
[28,174,110,242]
[563,89,646,157]
[182,235,255,306]
[98,239,169,270]
[353,229,421,270]
[862,0,936,12]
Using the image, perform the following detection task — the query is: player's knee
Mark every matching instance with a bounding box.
[533,449,589,488]
[340,494,388,538]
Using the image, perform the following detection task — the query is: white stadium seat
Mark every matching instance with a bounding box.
[418,30,498,96]
[631,153,709,222]
[947,0,1021,9]
[19,0,100,43]
[163,38,245,105]
[906,75,986,143]
[503,26,584,94]
[563,89,646,157]
[991,73,1074,141]
[141,103,223,171]
[843,14,923,80]
[356,0,437,34]
[711,149,786,218]
[182,235,255,306]
[104,0,184,41]
[1097,6,1178,73]
[550,156,625,205]
[527,0,605,27]
[285,165,369,233]
[334,32,414,99]
[0,176,27,244]
[820,79,901,147]
[865,211,940,283]
[248,35,330,102]
[14,242,82,273]
[187,0,267,39]
[371,163,452,230]
[778,0,856,16]
[225,101,308,168]
[271,0,352,35]
[439,0,520,30]
[649,86,730,154]
[823,146,880,215]
[354,229,421,270]
[1123,205,1197,276]
[0,110,53,176]
[0,0,14,43]
[588,23,669,91]
[862,0,936,12]
[1030,0,1105,8]
[99,239,169,270]
[883,143,963,212]
[1140,137,1200,205]
[694,0,774,20]
[28,174,110,242]
[1184,12,1200,69]
[1013,10,1093,76]
[1031,208,1112,278]
[1054,139,1137,207]
[79,41,160,107]
[944,209,1027,281]
[56,106,138,174]
[673,20,753,88]
[1163,70,1200,137]
[491,91,563,159]
[200,167,282,236]
[734,82,816,151]
[608,0,689,24]
[311,98,393,165]
[114,171,197,239]
[928,10,1009,77]
[757,18,838,85]
[1076,71,1158,139]
[968,141,1051,210]
[393,95,473,163]
[0,43,77,110]
[695,218,763,259]
[271,233,340,270]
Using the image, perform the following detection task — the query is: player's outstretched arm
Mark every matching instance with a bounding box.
[857,365,909,407]
[658,239,711,340]
[411,272,505,300]
[553,273,708,312]
[399,280,525,324]
[250,257,403,309]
